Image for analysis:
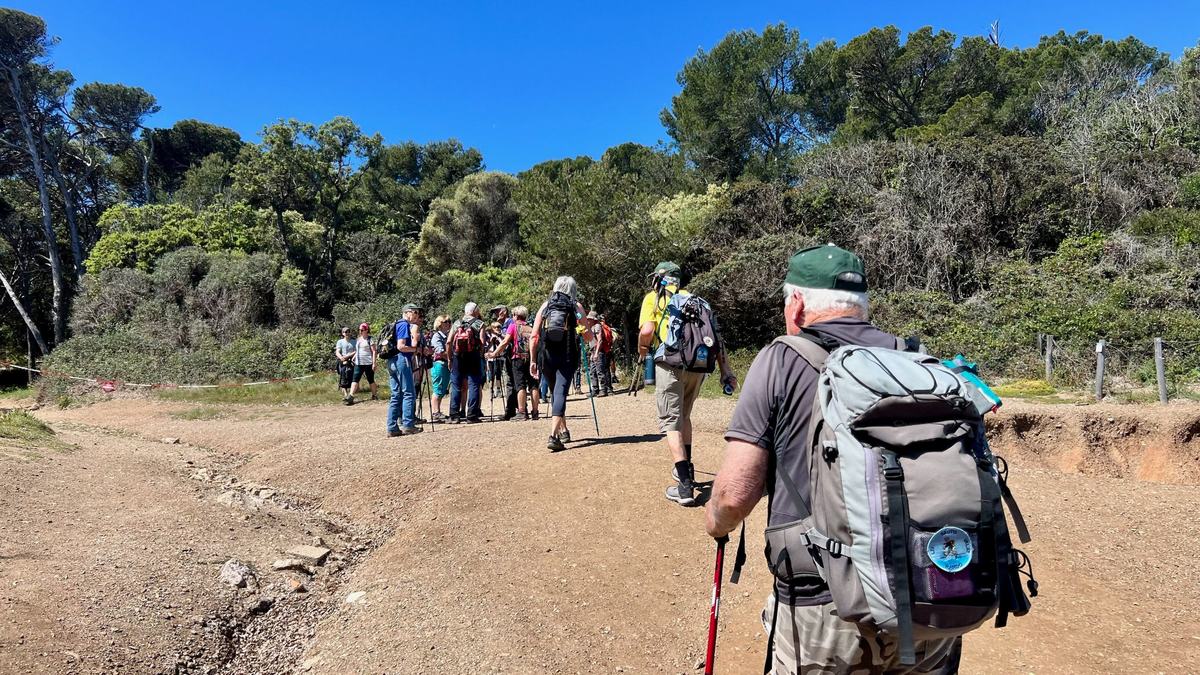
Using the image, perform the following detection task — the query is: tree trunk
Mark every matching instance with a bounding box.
[141,130,154,204]
[3,65,67,344]
[0,266,50,356]
[42,140,87,280]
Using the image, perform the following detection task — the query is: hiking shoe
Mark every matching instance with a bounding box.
[465,417,482,424]
[388,430,401,438]
[413,416,427,425]
[400,426,422,435]
[666,481,697,506]
[431,412,446,422]
[448,416,462,424]
[531,410,540,421]
[574,388,583,395]
[560,429,571,443]
[547,435,566,452]
[370,394,379,401]
[343,396,353,406]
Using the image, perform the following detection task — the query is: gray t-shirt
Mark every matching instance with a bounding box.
[725,318,899,606]
[335,338,355,361]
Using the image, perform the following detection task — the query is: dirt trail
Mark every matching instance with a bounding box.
[3,395,1199,674]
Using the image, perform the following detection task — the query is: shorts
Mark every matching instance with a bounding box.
[337,361,354,389]
[510,358,533,391]
[431,361,450,397]
[353,363,375,385]
[763,595,961,674]
[655,364,705,432]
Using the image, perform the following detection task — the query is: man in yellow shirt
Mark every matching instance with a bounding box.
[637,261,737,506]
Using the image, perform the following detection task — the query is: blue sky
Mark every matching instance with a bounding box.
[11,1,1200,173]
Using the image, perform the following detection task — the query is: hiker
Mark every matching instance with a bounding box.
[386,304,426,437]
[429,315,452,422]
[351,322,378,401]
[335,327,356,404]
[487,305,539,420]
[703,245,964,673]
[485,322,504,400]
[588,310,615,396]
[530,276,592,451]
[637,262,736,506]
[491,305,519,420]
[447,302,486,423]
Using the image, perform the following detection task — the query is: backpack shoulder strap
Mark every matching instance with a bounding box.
[772,334,831,371]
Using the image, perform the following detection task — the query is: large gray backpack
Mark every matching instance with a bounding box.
[764,335,1036,665]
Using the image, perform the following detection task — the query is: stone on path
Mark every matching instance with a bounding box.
[161,437,180,445]
[286,544,330,566]
[272,558,313,574]
[219,559,254,589]
[345,591,366,604]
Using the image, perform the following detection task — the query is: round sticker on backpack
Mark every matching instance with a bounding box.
[928,526,973,573]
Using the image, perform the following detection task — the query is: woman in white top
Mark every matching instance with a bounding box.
[351,322,378,401]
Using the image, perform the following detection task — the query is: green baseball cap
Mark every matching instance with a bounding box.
[785,244,867,292]
[652,261,681,276]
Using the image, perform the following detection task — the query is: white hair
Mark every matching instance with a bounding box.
[552,275,578,303]
[783,283,868,319]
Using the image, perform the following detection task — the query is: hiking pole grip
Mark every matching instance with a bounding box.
[705,535,728,675]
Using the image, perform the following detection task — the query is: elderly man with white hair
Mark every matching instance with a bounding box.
[704,244,957,674]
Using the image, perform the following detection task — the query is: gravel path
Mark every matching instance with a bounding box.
[2,394,1196,674]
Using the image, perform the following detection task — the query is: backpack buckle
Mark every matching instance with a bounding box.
[821,441,838,462]
[882,454,904,481]
[825,540,843,557]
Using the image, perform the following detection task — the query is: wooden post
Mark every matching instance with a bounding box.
[1154,337,1168,404]
[1044,335,1054,382]
[1036,333,1044,354]
[1094,339,1106,401]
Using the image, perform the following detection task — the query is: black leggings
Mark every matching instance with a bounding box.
[544,351,576,418]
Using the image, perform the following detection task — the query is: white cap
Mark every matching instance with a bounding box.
[464,301,478,316]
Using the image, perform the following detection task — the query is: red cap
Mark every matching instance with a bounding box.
[359,323,369,331]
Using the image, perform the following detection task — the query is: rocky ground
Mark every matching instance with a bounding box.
[2,392,1198,674]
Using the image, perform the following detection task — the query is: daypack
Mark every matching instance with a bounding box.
[374,322,399,360]
[762,336,1035,666]
[598,323,614,353]
[513,321,533,361]
[541,292,576,352]
[655,291,720,373]
[452,320,482,354]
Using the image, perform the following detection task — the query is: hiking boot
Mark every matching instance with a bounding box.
[666,481,697,506]
[560,429,571,443]
[547,435,566,452]
[400,426,422,435]
[531,410,540,421]
[388,430,401,438]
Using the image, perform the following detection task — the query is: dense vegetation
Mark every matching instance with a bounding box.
[3,9,1200,389]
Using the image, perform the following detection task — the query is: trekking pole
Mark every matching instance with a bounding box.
[426,368,436,433]
[704,535,729,675]
[581,342,600,435]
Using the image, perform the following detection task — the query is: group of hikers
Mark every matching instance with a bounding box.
[332,280,622,444]
[329,247,1035,674]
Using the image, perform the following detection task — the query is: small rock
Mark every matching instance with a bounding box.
[161,437,180,445]
[257,488,277,499]
[345,591,366,604]
[312,536,326,547]
[695,659,705,670]
[215,491,243,508]
[287,545,331,566]
[190,468,211,481]
[218,559,254,589]
[288,578,307,593]
[272,558,313,574]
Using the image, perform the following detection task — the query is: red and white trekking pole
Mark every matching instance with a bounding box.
[704,535,728,675]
